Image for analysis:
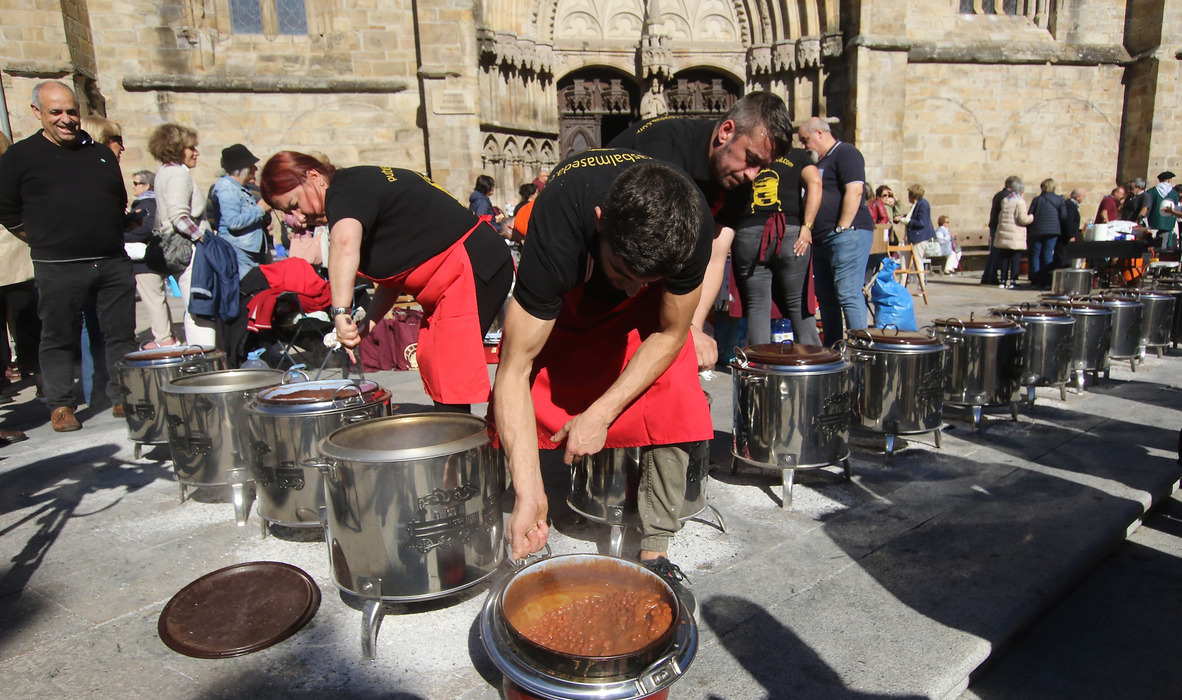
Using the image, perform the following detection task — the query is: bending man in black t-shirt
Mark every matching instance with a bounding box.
[609,92,793,368]
[493,151,712,607]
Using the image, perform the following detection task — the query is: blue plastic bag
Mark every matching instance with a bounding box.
[870,258,917,331]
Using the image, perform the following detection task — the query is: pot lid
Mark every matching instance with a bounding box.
[990,306,1073,321]
[164,368,285,394]
[933,317,1023,334]
[158,561,320,659]
[1046,300,1113,314]
[1098,294,1144,307]
[319,413,490,463]
[122,345,221,364]
[846,328,943,348]
[256,379,385,405]
[736,343,843,366]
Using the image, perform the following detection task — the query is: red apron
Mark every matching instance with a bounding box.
[529,284,713,450]
[361,223,489,405]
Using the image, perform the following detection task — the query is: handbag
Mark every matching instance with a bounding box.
[160,231,193,275]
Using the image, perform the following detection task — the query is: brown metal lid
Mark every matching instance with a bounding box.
[158,561,320,659]
[123,345,221,362]
[990,306,1072,320]
[738,343,843,366]
[1046,300,1112,314]
[846,328,942,347]
[257,379,383,404]
[934,317,1020,331]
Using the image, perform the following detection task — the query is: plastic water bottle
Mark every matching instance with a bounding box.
[241,349,269,369]
[771,318,794,344]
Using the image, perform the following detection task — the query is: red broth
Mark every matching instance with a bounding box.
[517,589,673,657]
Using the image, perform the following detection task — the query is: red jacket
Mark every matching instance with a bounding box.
[246,258,332,332]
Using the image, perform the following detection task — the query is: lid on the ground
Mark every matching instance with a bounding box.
[738,343,842,366]
[158,561,320,659]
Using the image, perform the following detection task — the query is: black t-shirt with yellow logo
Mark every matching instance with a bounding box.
[514,149,713,321]
[735,147,811,230]
[324,166,479,279]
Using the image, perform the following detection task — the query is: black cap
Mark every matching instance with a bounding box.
[1158,171,1176,181]
[221,144,258,173]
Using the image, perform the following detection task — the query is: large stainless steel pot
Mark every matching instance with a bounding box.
[989,306,1075,404]
[1045,300,1113,389]
[1150,285,1182,348]
[932,318,1025,433]
[481,554,696,700]
[731,343,852,508]
[307,413,504,658]
[1097,294,1143,368]
[567,442,723,557]
[1112,290,1175,356]
[844,328,946,461]
[116,345,226,457]
[245,378,392,531]
[162,368,285,525]
[1051,268,1094,296]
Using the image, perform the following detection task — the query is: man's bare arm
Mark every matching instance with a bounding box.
[838,182,863,228]
[689,225,732,369]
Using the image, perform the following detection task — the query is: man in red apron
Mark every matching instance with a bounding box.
[493,150,713,608]
[609,92,794,368]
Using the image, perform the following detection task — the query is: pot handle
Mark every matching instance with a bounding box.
[342,410,371,424]
[504,540,552,570]
[300,457,339,480]
[281,367,310,384]
[637,641,692,695]
[732,346,749,369]
[180,363,207,374]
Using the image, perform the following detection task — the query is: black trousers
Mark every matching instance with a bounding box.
[0,279,41,376]
[33,257,137,409]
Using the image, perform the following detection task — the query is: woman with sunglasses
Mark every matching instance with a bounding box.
[124,171,176,348]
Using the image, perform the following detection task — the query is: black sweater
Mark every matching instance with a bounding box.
[0,131,127,261]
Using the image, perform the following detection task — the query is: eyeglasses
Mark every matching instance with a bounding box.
[133,181,146,187]
[108,135,123,145]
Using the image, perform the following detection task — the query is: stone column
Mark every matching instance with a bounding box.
[1119,0,1182,182]
[414,0,484,198]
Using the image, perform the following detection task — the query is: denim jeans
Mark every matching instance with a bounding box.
[1029,237,1057,287]
[812,228,874,346]
[33,257,137,409]
[731,221,821,346]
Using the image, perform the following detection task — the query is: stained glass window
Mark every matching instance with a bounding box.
[276,0,308,35]
[229,0,263,34]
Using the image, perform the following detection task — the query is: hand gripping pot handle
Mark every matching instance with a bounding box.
[503,540,552,570]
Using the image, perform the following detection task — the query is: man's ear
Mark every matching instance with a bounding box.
[715,119,736,146]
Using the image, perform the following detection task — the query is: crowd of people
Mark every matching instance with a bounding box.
[1,79,1178,610]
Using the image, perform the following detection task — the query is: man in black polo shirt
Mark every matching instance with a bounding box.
[608,92,793,367]
[0,81,136,431]
[493,150,712,609]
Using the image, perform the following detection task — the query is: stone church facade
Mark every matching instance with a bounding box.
[1,0,1177,232]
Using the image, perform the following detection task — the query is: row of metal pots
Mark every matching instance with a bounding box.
[117,349,694,696]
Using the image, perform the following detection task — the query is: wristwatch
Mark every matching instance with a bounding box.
[331,306,351,319]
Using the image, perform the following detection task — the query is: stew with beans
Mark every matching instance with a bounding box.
[517,590,673,657]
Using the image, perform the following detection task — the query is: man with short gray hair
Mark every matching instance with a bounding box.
[0,81,136,431]
[797,116,875,345]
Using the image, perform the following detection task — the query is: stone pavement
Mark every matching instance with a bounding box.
[0,275,1178,699]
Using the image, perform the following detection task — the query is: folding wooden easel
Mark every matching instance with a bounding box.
[886,243,929,305]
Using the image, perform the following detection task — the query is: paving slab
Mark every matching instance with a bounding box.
[0,277,1178,698]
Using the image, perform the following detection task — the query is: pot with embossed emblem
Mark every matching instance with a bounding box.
[245,378,392,534]
[844,327,946,463]
[116,345,226,459]
[303,413,504,659]
[730,342,852,508]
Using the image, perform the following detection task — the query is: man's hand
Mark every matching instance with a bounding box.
[551,408,611,465]
[334,314,360,348]
[691,325,717,370]
[507,494,550,561]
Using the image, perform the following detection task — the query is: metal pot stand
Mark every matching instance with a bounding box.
[731,450,852,510]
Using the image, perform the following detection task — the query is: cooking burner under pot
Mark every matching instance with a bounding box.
[730,343,853,509]
[245,378,392,535]
[116,345,226,458]
[932,317,1025,434]
[844,327,946,464]
[989,306,1075,405]
[482,554,697,700]
[567,442,725,558]
[305,413,504,659]
[162,368,286,525]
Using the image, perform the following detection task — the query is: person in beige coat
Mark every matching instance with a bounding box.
[0,131,36,442]
[994,179,1033,289]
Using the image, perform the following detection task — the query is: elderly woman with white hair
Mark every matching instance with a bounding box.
[211,144,273,279]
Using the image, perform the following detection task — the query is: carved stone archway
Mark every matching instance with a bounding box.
[557,72,640,157]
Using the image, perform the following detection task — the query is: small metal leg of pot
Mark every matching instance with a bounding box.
[230,482,251,527]
[608,525,625,558]
[134,443,142,460]
[884,434,896,466]
[260,518,269,540]
[178,481,187,504]
[730,456,739,476]
[1026,385,1036,407]
[1010,403,1020,422]
[841,457,852,482]
[361,599,383,660]
[703,504,727,533]
[1128,357,1137,372]
[972,406,984,435]
[1156,347,1164,358]
[781,468,795,509]
[1060,384,1067,401]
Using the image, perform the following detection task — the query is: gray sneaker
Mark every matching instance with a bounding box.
[641,556,696,619]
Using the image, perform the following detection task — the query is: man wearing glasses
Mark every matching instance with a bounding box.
[125,171,176,349]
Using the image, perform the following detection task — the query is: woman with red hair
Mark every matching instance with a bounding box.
[260,151,513,412]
